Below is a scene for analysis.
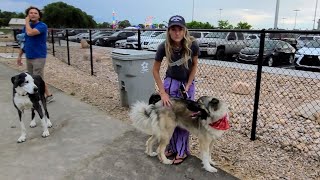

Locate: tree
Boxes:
[218,20,233,29]
[97,22,111,28]
[186,21,214,29]
[118,20,131,28]
[235,21,252,29]
[42,2,96,28]
[0,10,25,27]
[138,24,145,29]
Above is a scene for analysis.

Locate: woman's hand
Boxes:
[160,92,172,107]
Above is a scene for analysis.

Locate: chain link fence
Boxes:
[2,27,320,161]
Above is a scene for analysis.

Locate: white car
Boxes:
[142,33,166,50]
[115,39,127,48]
[296,35,320,49]
[295,40,320,71]
[125,31,164,49]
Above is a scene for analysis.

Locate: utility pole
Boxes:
[293,9,300,29]
[313,0,319,30]
[192,0,195,21]
[274,0,280,29]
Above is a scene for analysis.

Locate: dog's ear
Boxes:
[11,75,20,87]
[149,93,161,105]
[209,98,220,111]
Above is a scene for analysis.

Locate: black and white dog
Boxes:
[11,72,52,143]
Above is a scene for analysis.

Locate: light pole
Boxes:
[293,9,300,29]
[192,0,195,21]
[313,0,319,29]
[219,8,223,21]
[282,17,286,28]
[274,0,280,29]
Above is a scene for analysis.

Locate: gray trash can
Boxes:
[112,49,156,107]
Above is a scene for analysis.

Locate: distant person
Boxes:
[16,6,54,103]
[153,15,200,165]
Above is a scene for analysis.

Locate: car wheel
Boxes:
[267,56,275,67]
[216,48,225,60]
[288,54,294,65]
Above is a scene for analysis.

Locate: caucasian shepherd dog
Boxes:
[129,94,230,173]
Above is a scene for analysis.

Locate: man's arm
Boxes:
[25,16,40,36]
[17,48,24,66]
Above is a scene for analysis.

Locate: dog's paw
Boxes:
[162,159,173,165]
[30,120,37,128]
[17,136,26,143]
[209,159,217,166]
[149,152,158,157]
[42,130,50,138]
[47,120,52,128]
[203,165,218,173]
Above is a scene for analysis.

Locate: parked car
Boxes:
[125,31,164,49]
[190,31,209,39]
[237,40,296,67]
[95,31,136,47]
[295,40,320,71]
[142,33,166,50]
[115,39,127,48]
[68,33,88,42]
[296,35,320,49]
[198,32,247,59]
[90,31,114,45]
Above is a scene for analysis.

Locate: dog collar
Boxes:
[209,114,230,130]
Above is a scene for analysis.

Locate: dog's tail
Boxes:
[129,101,158,135]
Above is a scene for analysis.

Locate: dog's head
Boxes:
[197,96,228,123]
[11,72,38,96]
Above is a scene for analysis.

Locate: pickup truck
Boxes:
[197,32,248,59]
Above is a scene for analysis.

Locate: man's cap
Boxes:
[168,15,186,29]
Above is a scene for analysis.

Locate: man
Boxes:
[17,6,54,103]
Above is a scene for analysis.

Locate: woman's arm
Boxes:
[153,60,171,106]
[185,55,198,91]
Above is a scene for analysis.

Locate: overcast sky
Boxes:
[1,0,319,29]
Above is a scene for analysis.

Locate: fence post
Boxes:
[51,29,55,56]
[66,29,70,65]
[251,29,266,141]
[89,29,94,76]
[138,29,141,50]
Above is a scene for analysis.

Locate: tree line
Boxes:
[0,1,252,29]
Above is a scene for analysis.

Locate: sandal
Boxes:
[164,150,175,158]
[172,154,188,165]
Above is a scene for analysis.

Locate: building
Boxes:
[8,18,25,29]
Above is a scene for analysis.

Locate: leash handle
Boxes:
[180,84,189,99]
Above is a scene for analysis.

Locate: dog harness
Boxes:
[208,114,230,130]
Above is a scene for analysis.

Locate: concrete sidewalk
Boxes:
[0,62,238,180]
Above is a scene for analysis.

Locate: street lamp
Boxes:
[293,9,300,29]
[282,17,286,27]
[313,0,319,29]
[192,0,195,21]
[219,8,223,21]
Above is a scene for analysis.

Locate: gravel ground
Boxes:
[1,43,320,179]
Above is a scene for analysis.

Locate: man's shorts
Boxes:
[26,58,46,79]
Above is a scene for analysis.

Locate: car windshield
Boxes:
[205,32,227,39]
[305,40,320,48]
[249,40,278,49]
[110,31,121,37]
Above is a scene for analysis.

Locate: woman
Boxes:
[153,15,199,165]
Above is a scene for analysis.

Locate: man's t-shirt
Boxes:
[155,40,199,81]
[22,21,47,59]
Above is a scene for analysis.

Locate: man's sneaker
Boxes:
[46,95,55,104]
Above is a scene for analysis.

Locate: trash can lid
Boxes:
[112,49,156,61]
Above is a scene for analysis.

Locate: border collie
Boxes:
[11,72,52,143]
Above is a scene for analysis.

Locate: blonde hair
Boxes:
[165,27,195,69]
